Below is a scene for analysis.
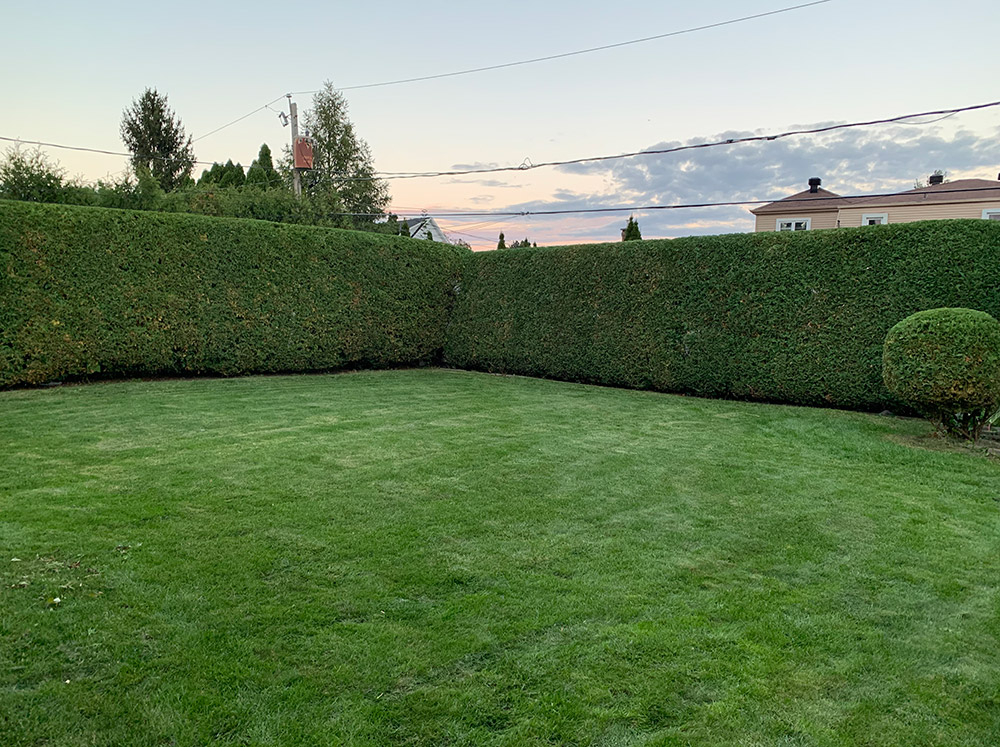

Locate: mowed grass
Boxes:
[2,369,999,746]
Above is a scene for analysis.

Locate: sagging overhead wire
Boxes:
[191,1,833,143]
[335,185,1000,220]
[0,135,233,170]
[193,95,287,143]
[368,100,1000,180]
[4,99,997,190]
[290,1,833,94]
[190,100,1000,183]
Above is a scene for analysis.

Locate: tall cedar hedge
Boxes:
[444,221,1000,411]
[0,200,466,387]
[5,201,1000,412]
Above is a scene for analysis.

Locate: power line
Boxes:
[442,228,506,243]
[188,2,832,143]
[291,1,833,94]
[0,135,291,190]
[367,100,1000,180]
[895,111,960,126]
[0,136,141,161]
[435,218,521,243]
[153,98,1000,185]
[332,185,1000,220]
[192,98,991,183]
[4,99,997,191]
[193,95,287,143]
[0,135,228,169]
[182,99,1000,183]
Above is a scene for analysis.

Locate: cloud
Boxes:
[561,124,1000,200]
[449,162,499,171]
[468,195,495,205]
[494,124,1000,242]
[444,177,522,188]
[498,186,753,243]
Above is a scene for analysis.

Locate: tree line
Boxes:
[0,83,404,235]
[494,215,641,250]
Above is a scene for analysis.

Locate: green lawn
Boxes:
[2,369,999,746]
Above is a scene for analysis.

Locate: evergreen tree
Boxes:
[120,88,195,192]
[291,82,390,223]
[198,162,222,186]
[400,218,411,237]
[217,160,245,188]
[623,215,642,241]
[497,231,506,250]
[197,160,246,189]
[245,144,279,189]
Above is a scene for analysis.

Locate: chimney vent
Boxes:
[808,177,822,193]
[929,173,945,185]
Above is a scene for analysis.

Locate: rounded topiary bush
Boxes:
[883,307,1000,440]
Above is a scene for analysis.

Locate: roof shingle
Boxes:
[751,178,1000,215]
[750,187,860,215]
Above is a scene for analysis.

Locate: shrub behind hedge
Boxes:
[0,200,466,387]
[444,221,1000,411]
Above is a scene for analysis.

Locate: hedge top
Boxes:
[5,199,1000,414]
[0,200,467,387]
[444,219,1000,411]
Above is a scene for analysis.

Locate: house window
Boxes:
[777,218,811,231]
[861,213,888,226]
[983,209,1000,221]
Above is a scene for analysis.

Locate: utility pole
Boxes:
[287,94,301,199]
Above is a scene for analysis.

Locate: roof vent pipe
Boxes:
[808,177,822,193]
[929,173,945,185]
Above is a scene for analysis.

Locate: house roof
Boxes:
[750,187,860,215]
[845,178,1000,208]
[751,178,1000,216]
[405,216,450,242]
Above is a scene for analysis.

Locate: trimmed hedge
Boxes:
[0,200,467,387]
[444,221,1000,411]
[7,202,1000,413]
[883,307,1000,438]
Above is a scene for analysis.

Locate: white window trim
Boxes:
[776,217,811,231]
[982,208,1000,220]
[861,213,889,226]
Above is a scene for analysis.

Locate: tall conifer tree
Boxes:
[120,88,195,192]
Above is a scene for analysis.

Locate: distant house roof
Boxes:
[752,178,1000,215]
[750,187,859,215]
[847,178,1000,208]
[405,216,450,243]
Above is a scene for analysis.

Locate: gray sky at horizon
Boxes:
[2,0,998,249]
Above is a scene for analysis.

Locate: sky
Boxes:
[2,0,999,250]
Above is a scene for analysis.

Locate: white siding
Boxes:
[754,211,839,232]
[838,201,1000,227]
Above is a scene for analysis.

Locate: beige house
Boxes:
[751,174,1000,232]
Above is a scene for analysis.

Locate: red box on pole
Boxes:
[294,137,314,170]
